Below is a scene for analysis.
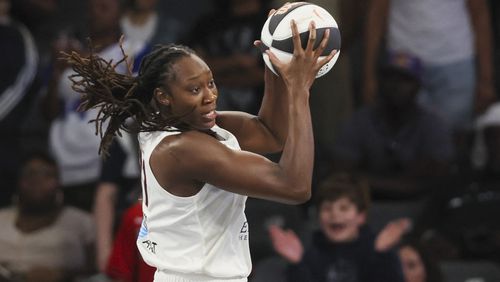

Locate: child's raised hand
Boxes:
[375,218,412,252]
[268,224,303,264]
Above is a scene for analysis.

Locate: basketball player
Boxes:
[65,19,336,281]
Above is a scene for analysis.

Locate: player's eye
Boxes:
[190,87,201,94]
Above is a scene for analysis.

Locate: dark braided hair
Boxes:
[64,39,196,155]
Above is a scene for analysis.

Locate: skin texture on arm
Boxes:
[467,0,496,113]
[362,0,390,104]
[151,21,337,204]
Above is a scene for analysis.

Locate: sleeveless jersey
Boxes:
[137,125,252,282]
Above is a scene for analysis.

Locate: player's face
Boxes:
[165,55,218,130]
[399,246,427,282]
[318,197,366,243]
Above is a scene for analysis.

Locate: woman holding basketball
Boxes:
[66,17,335,282]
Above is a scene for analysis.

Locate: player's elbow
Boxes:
[286,186,312,204]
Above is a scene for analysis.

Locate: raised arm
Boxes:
[152,21,337,204]
[216,64,288,154]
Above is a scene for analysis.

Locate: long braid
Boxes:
[64,40,195,155]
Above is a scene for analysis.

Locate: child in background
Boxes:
[269,173,409,282]
[398,238,443,282]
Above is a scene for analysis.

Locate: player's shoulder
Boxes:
[155,130,224,157]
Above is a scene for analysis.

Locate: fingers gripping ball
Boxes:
[260,2,341,78]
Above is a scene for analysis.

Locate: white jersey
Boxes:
[137,125,252,282]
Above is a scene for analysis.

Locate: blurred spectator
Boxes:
[0,0,40,207]
[120,0,182,55]
[269,173,408,282]
[363,0,496,131]
[0,151,95,282]
[333,52,453,199]
[10,0,87,71]
[184,0,267,114]
[105,201,155,282]
[398,238,443,282]
[413,103,500,262]
[94,133,140,272]
[41,0,144,212]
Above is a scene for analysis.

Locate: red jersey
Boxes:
[106,202,155,282]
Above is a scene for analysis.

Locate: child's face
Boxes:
[319,197,366,243]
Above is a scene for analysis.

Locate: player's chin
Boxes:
[193,119,216,131]
[200,114,217,128]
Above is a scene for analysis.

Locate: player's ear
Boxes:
[154,87,170,106]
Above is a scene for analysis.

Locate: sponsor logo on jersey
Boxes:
[239,221,248,240]
[142,240,157,254]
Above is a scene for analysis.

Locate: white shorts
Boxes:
[154,270,248,282]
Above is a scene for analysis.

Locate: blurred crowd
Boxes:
[0,0,500,281]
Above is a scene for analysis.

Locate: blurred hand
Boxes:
[268,224,303,264]
[375,218,412,252]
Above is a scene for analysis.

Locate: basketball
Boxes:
[260,2,341,78]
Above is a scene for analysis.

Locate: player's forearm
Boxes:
[257,72,289,151]
[278,88,314,203]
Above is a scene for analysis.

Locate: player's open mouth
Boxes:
[202,110,216,120]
